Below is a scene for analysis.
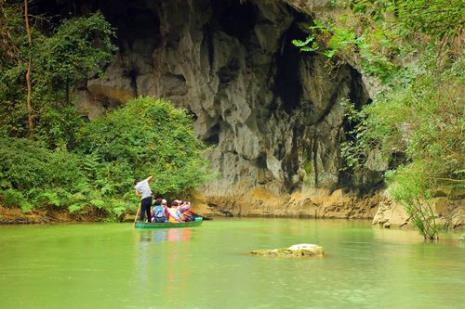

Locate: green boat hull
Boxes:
[135,218,203,229]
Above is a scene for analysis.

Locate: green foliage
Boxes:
[292,21,327,53]
[0,137,88,211]
[34,105,86,150]
[0,97,209,219]
[364,67,465,172]
[0,5,208,221]
[0,9,116,143]
[340,63,465,238]
[78,97,210,196]
[339,99,367,169]
[292,20,398,83]
[293,0,464,85]
[347,0,465,41]
[1,189,31,211]
[33,13,116,103]
[386,164,439,240]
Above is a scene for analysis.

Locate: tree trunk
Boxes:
[24,0,34,136]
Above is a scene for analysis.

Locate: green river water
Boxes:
[1,219,464,309]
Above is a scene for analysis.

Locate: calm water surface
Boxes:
[1,219,464,308]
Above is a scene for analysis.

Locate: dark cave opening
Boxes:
[211,0,257,41]
[95,3,161,55]
[201,23,215,71]
[30,0,161,55]
[273,20,307,114]
[348,67,371,110]
[255,153,267,169]
[203,123,221,146]
[127,68,139,96]
[218,58,241,84]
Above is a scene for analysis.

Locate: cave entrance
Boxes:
[96,2,161,55]
[211,0,257,41]
[274,20,308,114]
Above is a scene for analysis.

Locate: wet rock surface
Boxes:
[251,243,324,257]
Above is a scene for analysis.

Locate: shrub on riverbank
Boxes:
[0,138,89,212]
[0,97,209,220]
[77,97,209,196]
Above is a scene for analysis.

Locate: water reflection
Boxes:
[373,227,424,245]
[135,228,194,306]
[137,228,193,243]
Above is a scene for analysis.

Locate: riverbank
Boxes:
[0,206,109,224]
[196,188,465,230]
[196,188,384,219]
[2,188,465,231]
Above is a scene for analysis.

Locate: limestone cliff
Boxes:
[72,0,374,199]
[25,0,465,228]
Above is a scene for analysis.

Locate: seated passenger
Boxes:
[152,198,167,223]
[178,201,194,222]
[167,200,182,223]
[162,199,170,220]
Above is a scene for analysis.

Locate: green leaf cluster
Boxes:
[0,9,116,141]
[77,97,210,197]
[0,97,210,219]
[0,137,89,212]
[33,13,117,96]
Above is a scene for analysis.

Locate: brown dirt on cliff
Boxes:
[196,187,381,219]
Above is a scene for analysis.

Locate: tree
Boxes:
[34,13,116,105]
[23,0,33,135]
[0,6,116,143]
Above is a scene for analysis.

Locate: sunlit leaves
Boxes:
[77,97,210,197]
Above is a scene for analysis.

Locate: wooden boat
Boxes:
[135,218,203,229]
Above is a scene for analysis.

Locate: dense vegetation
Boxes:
[0,98,209,219]
[0,5,115,139]
[0,2,208,220]
[294,0,465,239]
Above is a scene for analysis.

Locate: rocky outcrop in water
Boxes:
[251,243,324,257]
[372,194,465,230]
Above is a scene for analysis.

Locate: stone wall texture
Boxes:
[75,0,374,199]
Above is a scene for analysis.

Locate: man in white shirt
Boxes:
[134,175,153,222]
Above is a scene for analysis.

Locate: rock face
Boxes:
[72,0,373,200]
[198,187,380,219]
[371,193,465,230]
[251,243,324,257]
[372,192,410,228]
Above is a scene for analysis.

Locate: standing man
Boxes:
[134,175,153,222]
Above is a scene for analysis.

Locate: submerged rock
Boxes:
[251,243,324,257]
